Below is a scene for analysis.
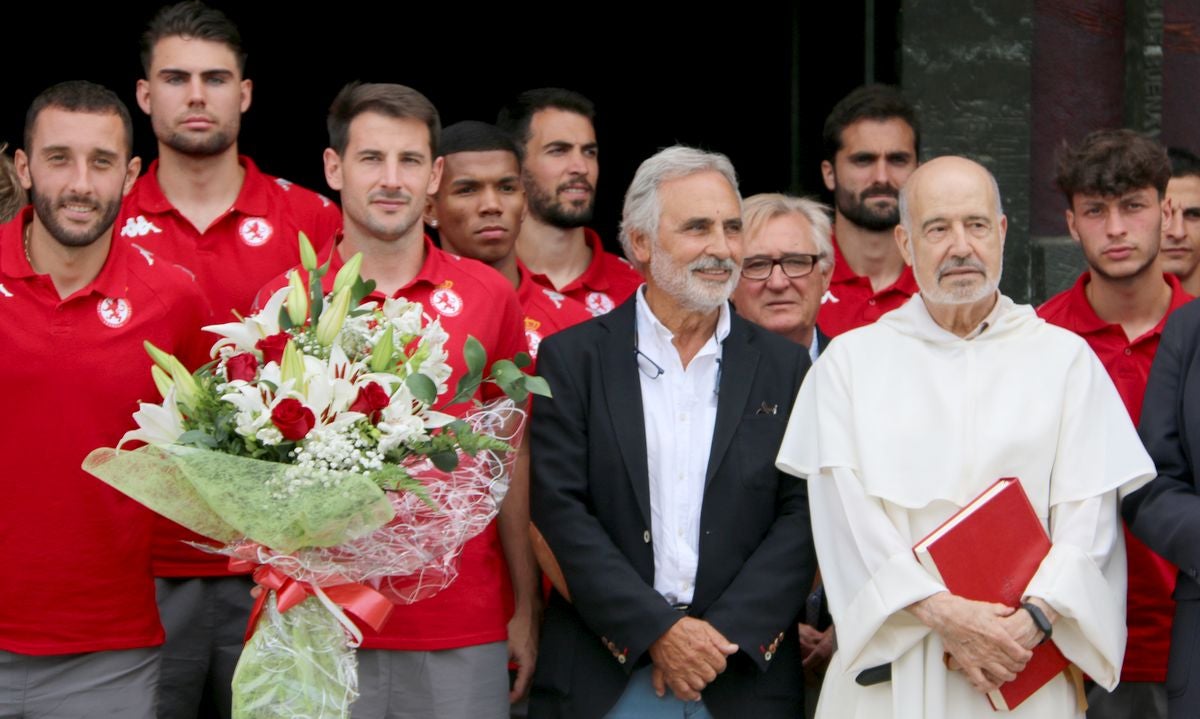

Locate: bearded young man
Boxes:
[816,84,920,338]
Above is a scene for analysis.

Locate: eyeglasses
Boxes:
[740,254,821,280]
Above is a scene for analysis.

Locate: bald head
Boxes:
[896,156,1007,307]
[898,156,1003,235]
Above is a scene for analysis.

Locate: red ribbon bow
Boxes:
[230,557,395,642]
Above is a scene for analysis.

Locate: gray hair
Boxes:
[898,161,1004,235]
[618,145,740,270]
[741,193,834,272]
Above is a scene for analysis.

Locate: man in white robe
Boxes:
[777,156,1156,719]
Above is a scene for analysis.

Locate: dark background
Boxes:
[3,2,901,247]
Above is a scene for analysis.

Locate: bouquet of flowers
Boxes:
[84,234,547,719]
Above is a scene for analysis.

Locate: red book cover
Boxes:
[913,477,1069,711]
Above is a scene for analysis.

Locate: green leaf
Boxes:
[513,352,532,369]
[351,277,377,306]
[463,336,487,375]
[524,375,552,398]
[406,373,438,404]
[177,429,218,449]
[490,361,524,391]
[277,304,294,330]
[429,450,460,472]
[446,374,482,407]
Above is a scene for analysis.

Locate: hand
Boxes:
[997,608,1043,650]
[648,617,738,701]
[506,606,540,703]
[908,592,1032,695]
[798,622,835,674]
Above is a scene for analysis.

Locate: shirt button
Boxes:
[1124,348,1132,356]
[765,651,773,661]
[868,299,877,306]
[643,530,651,543]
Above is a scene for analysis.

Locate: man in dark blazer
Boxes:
[528,145,816,719]
[1124,297,1200,718]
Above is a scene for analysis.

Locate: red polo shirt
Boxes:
[0,207,210,654]
[525,228,642,317]
[118,156,341,324]
[816,234,918,338]
[119,157,342,577]
[262,236,527,650]
[1038,271,1193,682]
[517,263,594,365]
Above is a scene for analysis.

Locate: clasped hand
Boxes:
[648,617,739,702]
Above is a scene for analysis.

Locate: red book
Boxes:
[913,477,1069,711]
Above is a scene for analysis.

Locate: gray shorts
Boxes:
[154,575,254,719]
[352,642,509,719]
[0,647,158,719]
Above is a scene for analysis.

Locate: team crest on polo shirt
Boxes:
[430,282,463,317]
[524,317,543,358]
[97,297,132,328]
[239,217,274,247]
[585,291,615,316]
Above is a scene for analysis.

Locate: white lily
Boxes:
[205,287,288,356]
[119,392,185,448]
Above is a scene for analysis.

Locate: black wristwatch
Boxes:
[1021,602,1053,645]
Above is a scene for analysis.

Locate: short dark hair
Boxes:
[141,1,246,76]
[440,121,519,160]
[496,88,595,159]
[24,81,134,158]
[822,84,920,162]
[1056,129,1170,203]
[1168,147,1200,180]
[327,82,440,157]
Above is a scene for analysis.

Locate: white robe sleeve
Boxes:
[1023,492,1126,690]
[810,465,947,673]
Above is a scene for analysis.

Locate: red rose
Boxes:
[349,382,391,424]
[256,332,291,365]
[225,353,259,382]
[271,398,316,441]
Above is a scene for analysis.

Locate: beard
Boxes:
[918,253,1001,306]
[30,185,122,248]
[835,182,900,232]
[524,173,594,229]
[650,246,740,312]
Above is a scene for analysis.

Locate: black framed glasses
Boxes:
[740,254,821,280]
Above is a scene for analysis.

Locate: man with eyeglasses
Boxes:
[529,145,816,719]
[732,194,834,363]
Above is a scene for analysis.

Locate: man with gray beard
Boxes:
[529,146,816,719]
[779,156,1153,719]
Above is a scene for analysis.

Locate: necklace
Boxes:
[22,222,34,267]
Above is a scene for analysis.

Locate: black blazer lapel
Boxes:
[598,300,653,529]
[705,312,760,488]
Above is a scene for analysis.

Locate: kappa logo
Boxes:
[585,291,615,316]
[97,297,132,328]
[120,215,162,238]
[542,288,566,310]
[131,243,156,266]
[0,283,12,298]
[820,290,839,305]
[239,217,274,247]
[430,287,464,316]
[525,329,543,358]
[275,177,294,191]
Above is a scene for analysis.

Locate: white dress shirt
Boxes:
[635,288,731,605]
